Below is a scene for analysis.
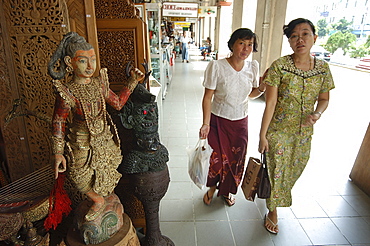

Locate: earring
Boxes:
[66,66,73,73]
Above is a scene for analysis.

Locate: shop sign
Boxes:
[163,2,198,18]
[174,22,191,27]
[171,17,186,21]
[198,6,217,17]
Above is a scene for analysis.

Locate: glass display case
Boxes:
[146,3,173,99]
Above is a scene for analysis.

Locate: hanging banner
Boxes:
[163,2,198,18]
[198,6,217,17]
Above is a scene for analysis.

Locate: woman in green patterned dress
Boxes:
[258,18,335,234]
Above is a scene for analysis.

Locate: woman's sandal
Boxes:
[203,191,213,205]
[264,214,279,234]
[223,194,235,206]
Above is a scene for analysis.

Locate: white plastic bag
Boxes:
[187,138,213,190]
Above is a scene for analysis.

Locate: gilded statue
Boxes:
[47,32,144,224]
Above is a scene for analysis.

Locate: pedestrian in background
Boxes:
[180,31,191,63]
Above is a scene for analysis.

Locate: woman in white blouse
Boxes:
[199,28,266,206]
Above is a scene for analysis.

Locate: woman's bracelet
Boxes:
[313,111,322,116]
[203,123,209,126]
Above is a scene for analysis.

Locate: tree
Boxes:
[317,19,328,37]
[365,35,370,48]
[331,18,353,33]
[325,31,356,54]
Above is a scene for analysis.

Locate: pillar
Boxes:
[253,0,288,74]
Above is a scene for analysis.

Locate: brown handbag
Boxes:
[241,157,262,201]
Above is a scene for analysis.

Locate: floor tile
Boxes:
[168,167,190,182]
[290,197,328,218]
[195,221,235,246]
[316,195,360,217]
[226,198,261,221]
[342,194,370,216]
[194,197,228,221]
[160,199,194,221]
[270,219,312,246]
[299,218,350,245]
[163,181,193,200]
[332,217,370,244]
[230,220,274,246]
[160,221,196,246]
[167,155,188,168]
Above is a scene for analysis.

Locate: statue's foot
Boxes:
[85,200,106,221]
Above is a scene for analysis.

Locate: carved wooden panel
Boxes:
[95,0,137,19]
[95,0,149,93]
[0,0,69,181]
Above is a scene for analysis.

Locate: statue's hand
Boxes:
[131,68,145,81]
[54,154,67,179]
[126,68,144,92]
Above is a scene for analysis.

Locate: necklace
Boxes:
[68,78,107,136]
[227,58,244,72]
[291,54,314,71]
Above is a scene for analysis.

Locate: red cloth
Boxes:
[206,114,249,196]
[44,173,72,231]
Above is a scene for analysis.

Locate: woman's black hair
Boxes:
[283,18,316,38]
[227,28,258,52]
[48,32,93,80]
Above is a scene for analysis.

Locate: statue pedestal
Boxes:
[65,213,140,246]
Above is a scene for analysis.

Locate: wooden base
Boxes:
[65,213,140,246]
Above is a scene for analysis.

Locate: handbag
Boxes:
[241,156,262,201]
[257,152,271,199]
[187,138,213,190]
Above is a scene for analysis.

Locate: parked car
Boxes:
[311,45,331,62]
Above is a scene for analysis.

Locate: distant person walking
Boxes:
[180,31,191,63]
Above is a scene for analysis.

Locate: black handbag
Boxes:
[257,153,271,199]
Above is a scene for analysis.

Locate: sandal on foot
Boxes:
[203,191,213,205]
[223,194,235,206]
[264,214,279,234]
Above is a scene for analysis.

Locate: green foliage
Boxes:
[349,44,369,58]
[331,18,353,33]
[324,31,356,54]
[365,36,370,48]
[317,19,328,37]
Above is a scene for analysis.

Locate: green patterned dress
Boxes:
[263,55,335,211]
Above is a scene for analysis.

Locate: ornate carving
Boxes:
[95,0,138,19]
[74,193,124,245]
[117,84,174,246]
[97,31,136,88]
[0,0,69,181]
[66,0,87,36]
[0,213,23,241]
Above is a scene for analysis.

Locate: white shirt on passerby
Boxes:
[202,59,259,120]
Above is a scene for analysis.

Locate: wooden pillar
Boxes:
[350,123,370,197]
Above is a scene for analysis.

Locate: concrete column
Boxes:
[232,0,244,31]
[253,0,288,74]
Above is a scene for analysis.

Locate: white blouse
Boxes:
[202,59,259,120]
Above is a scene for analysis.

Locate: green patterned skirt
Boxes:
[265,130,312,211]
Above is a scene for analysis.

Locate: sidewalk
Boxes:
[157,57,370,246]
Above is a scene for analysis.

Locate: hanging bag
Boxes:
[241,156,262,201]
[187,138,213,190]
[257,152,271,199]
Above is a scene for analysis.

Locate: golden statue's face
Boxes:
[71,49,96,78]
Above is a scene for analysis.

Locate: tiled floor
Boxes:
[157,55,370,246]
